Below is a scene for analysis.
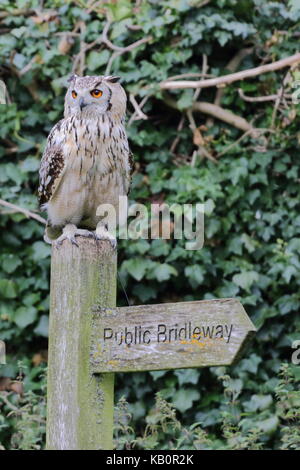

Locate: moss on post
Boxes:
[46,238,117,450]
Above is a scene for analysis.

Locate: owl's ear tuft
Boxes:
[67,74,78,83]
[105,75,121,83]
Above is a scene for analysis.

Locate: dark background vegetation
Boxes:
[0,0,299,449]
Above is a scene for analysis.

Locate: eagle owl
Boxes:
[38,74,132,247]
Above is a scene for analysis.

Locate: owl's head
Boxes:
[64,74,126,120]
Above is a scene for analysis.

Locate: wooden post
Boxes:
[46,238,117,450]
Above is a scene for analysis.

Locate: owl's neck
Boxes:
[64,105,124,124]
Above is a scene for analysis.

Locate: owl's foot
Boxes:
[44,232,54,245]
[53,224,94,248]
[95,226,117,250]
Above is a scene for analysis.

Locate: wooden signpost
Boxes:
[90,299,255,373]
[46,239,256,450]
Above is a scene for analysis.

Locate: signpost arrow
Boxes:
[90,298,256,373]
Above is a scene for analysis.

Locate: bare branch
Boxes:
[206,47,253,128]
[164,72,214,81]
[19,55,38,77]
[0,199,46,225]
[0,393,19,411]
[129,94,148,121]
[170,116,185,154]
[271,69,292,128]
[102,21,152,53]
[128,95,150,126]
[163,93,255,136]
[0,8,34,19]
[192,101,256,135]
[160,52,300,90]
[126,24,143,31]
[193,54,208,102]
[216,127,275,158]
[186,108,217,163]
[238,88,280,102]
[216,129,254,158]
[214,48,254,107]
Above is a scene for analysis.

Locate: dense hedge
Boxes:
[0,0,300,449]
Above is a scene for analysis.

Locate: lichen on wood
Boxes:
[90,298,256,373]
[46,238,117,450]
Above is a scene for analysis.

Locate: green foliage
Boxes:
[275,363,300,449]
[0,362,46,450]
[114,364,300,450]
[0,0,300,449]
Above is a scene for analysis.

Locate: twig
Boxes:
[0,199,46,225]
[163,93,255,134]
[192,101,256,134]
[160,52,300,90]
[164,72,213,81]
[170,116,185,154]
[19,55,38,77]
[271,70,291,128]
[126,24,143,31]
[128,95,150,126]
[277,30,300,37]
[238,88,281,102]
[79,21,87,75]
[54,32,80,37]
[206,47,253,127]
[0,393,19,411]
[186,108,217,163]
[102,21,152,53]
[0,8,34,19]
[129,94,148,121]
[184,54,218,163]
[216,129,254,158]
[193,54,208,102]
[74,20,152,75]
[214,48,253,107]
[105,51,122,75]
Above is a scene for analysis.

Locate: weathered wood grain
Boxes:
[90,298,256,373]
[0,80,8,105]
[46,237,117,450]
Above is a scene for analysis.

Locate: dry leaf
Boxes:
[0,377,23,395]
[193,128,205,146]
[58,35,74,55]
[30,10,58,24]
[32,350,48,366]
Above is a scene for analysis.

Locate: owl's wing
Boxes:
[127,150,134,195]
[38,120,66,208]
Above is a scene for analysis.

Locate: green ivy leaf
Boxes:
[34,315,49,337]
[2,254,22,274]
[172,388,200,413]
[232,271,259,291]
[87,50,111,72]
[153,263,178,282]
[0,279,17,299]
[13,306,37,328]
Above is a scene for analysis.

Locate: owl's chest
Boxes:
[63,118,120,181]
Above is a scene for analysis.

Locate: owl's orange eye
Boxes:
[90,89,103,98]
[71,90,77,99]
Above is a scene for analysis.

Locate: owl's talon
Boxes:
[44,233,54,245]
[52,224,94,248]
[95,227,117,250]
[71,237,79,247]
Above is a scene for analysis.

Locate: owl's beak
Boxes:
[79,97,88,111]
